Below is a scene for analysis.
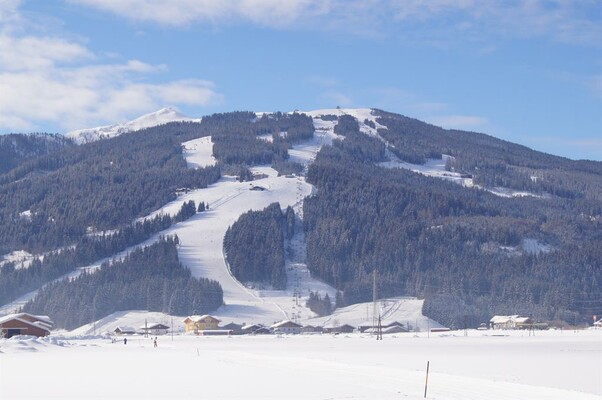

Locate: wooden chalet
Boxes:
[324,324,356,334]
[113,326,136,335]
[183,315,221,333]
[221,322,245,335]
[241,324,271,335]
[490,315,533,330]
[0,313,53,338]
[271,320,303,334]
[140,323,170,336]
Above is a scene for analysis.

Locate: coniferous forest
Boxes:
[303,112,602,328]
[23,237,223,330]
[224,203,295,290]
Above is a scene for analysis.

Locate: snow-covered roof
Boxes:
[490,315,522,323]
[270,320,302,329]
[0,313,52,333]
[184,315,220,323]
[0,313,52,326]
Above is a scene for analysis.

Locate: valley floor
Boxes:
[1,329,600,400]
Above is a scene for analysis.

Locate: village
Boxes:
[2,311,593,339]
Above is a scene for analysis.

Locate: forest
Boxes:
[23,237,224,330]
[223,203,295,290]
[303,112,602,327]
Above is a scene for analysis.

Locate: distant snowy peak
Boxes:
[66,107,201,144]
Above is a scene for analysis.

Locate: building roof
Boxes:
[490,315,521,323]
[0,313,53,334]
[271,320,302,329]
[184,315,221,323]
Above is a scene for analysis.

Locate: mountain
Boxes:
[0,133,74,174]
[0,108,600,331]
[65,107,201,144]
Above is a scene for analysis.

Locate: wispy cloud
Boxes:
[0,3,222,132]
[69,0,333,27]
[69,0,602,46]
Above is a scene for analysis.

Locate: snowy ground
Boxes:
[1,329,600,400]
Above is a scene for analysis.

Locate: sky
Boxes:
[0,0,601,161]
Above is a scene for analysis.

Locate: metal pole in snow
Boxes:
[424,361,430,398]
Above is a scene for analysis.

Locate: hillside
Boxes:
[0,108,600,330]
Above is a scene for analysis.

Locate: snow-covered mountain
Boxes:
[66,107,201,144]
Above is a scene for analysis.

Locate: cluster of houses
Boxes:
[177,315,411,336]
[110,315,415,337]
[2,313,569,339]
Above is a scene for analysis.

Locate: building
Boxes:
[324,324,356,334]
[301,325,323,334]
[183,315,221,333]
[241,324,271,335]
[271,320,303,334]
[113,326,136,335]
[221,322,245,335]
[490,315,533,330]
[140,323,170,336]
[0,313,53,338]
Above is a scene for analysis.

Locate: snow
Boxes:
[306,298,443,332]
[0,250,35,270]
[66,107,201,144]
[521,238,552,254]
[0,329,600,399]
[180,136,216,169]
[379,153,475,187]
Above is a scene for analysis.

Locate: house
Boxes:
[271,320,302,334]
[140,323,170,336]
[324,324,356,334]
[0,313,53,338]
[241,324,271,335]
[183,315,221,333]
[382,325,407,334]
[113,326,136,335]
[302,325,323,334]
[490,315,532,330]
[252,172,268,180]
[384,321,408,331]
[221,322,245,335]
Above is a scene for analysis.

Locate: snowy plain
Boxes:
[1,329,600,400]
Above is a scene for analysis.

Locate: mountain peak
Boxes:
[65,107,200,144]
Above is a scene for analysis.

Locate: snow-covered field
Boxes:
[1,329,600,399]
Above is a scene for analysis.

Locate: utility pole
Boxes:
[372,269,378,333]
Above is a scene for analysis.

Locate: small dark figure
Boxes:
[123,338,127,345]
[153,338,157,348]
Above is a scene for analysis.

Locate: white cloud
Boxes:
[0,4,222,132]
[390,0,602,45]
[70,0,332,27]
[68,0,602,45]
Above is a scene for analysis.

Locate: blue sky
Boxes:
[1,1,601,160]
